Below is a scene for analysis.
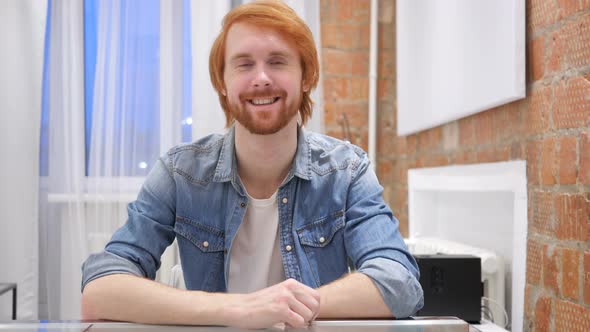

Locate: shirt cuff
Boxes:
[81,250,146,292]
[357,257,424,318]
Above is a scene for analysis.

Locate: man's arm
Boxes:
[317,272,391,318]
[82,275,320,329]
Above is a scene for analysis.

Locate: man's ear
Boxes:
[302,81,310,92]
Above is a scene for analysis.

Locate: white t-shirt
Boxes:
[227,191,285,293]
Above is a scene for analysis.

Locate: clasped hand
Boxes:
[226,278,321,329]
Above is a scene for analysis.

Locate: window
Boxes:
[40,0,193,178]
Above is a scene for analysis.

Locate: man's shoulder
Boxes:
[160,132,226,182]
[304,131,368,175]
[167,132,226,157]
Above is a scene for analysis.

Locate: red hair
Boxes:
[209,0,319,127]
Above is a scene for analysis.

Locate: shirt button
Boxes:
[282,197,288,204]
[285,245,292,252]
[203,241,209,248]
[240,202,246,208]
[319,237,325,243]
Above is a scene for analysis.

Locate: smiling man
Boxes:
[81,0,423,329]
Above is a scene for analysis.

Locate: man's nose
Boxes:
[252,68,272,88]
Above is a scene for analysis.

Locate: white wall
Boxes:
[0,0,47,320]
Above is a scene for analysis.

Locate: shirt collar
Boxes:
[212,124,312,184]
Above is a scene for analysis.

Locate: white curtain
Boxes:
[39,0,190,319]
[0,0,46,320]
[190,0,324,137]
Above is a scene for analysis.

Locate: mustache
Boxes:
[239,89,287,100]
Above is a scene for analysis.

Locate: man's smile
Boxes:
[247,96,281,106]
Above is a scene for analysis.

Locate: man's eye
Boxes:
[270,61,286,66]
[238,63,253,68]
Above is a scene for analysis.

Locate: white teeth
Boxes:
[251,98,275,105]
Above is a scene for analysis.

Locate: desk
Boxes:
[0,283,16,320]
[0,319,482,331]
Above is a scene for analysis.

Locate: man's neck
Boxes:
[234,117,299,199]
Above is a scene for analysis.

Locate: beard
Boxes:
[228,88,301,135]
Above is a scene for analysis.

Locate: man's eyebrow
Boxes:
[229,53,252,63]
[228,51,294,63]
[268,51,293,59]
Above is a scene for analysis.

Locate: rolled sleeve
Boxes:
[358,257,424,318]
[81,251,146,291]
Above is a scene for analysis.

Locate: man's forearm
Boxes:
[82,274,235,325]
[317,272,393,318]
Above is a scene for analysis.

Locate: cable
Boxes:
[481,305,495,322]
[482,296,509,328]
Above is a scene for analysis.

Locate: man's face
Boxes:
[223,22,305,135]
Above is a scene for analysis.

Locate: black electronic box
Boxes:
[414,254,483,323]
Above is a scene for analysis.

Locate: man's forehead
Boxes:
[224,22,298,58]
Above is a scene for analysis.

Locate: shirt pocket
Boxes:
[174,216,225,254]
[174,215,225,291]
[296,210,347,285]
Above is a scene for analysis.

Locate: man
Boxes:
[81,0,423,329]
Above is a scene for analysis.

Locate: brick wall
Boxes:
[320,0,590,331]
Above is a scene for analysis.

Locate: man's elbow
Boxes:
[81,280,101,320]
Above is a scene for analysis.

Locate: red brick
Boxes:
[530,35,545,81]
[321,24,359,49]
[557,0,585,18]
[406,135,417,155]
[527,239,544,285]
[554,300,590,332]
[527,0,559,34]
[391,159,408,185]
[349,77,369,100]
[377,159,393,184]
[495,145,510,161]
[584,251,590,305]
[423,154,449,168]
[562,12,590,68]
[417,127,442,151]
[477,148,496,163]
[351,51,369,76]
[320,0,338,23]
[321,24,339,48]
[336,0,353,22]
[527,140,541,185]
[494,101,524,142]
[324,102,338,125]
[548,30,566,73]
[555,194,590,241]
[356,24,370,49]
[377,78,394,100]
[532,191,554,236]
[534,296,551,332]
[322,49,352,76]
[351,0,371,24]
[527,85,551,134]
[378,51,395,79]
[524,284,534,320]
[378,22,394,50]
[458,117,475,146]
[511,141,524,160]
[323,77,348,102]
[339,102,368,130]
[543,245,560,294]
[559,136,577,184]
[554,76,590,129]
[581,132,590,184]
[474,111,494,144]
[540,137,557,185]
[562,247,580,300]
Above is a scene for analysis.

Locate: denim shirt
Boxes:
[82,125,424,317]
